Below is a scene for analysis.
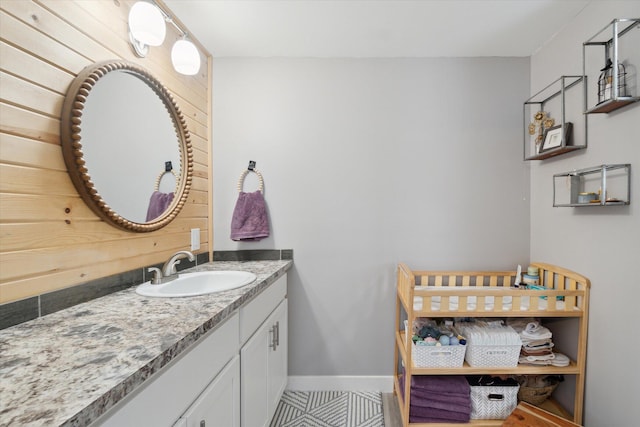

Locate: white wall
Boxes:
[212,57,530,377]
[529,3,640,426]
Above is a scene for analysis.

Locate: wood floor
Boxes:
[382,393,402,427]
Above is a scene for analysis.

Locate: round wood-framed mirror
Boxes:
[61,60,193,232]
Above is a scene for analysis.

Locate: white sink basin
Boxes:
[136,271,257,297]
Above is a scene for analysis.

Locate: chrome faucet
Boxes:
[147,250,195,285]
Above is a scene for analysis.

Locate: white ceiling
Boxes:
[164,0,592,58]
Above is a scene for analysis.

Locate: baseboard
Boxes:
[286,375,394,393]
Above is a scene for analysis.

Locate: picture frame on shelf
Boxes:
[541,122,572,152]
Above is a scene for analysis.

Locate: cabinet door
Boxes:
[175,356,240,427]
[267,301,287,417]
[241,299,288,427]
[240,317,270,427]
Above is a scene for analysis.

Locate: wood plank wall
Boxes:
[0,0,212,304]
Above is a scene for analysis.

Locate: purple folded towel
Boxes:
[410,414,470,424]
[410,395,471,413]
[146,191,175,221]
[230,191,270,241]
[411,375,471,395]
[410,405,471,422]
[398,373,472,421]
[410,388,471,404]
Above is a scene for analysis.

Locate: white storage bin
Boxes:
[404,321,466,368]
[465,344,521,367]
[470,384,520,419]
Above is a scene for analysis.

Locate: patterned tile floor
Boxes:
[270,391,384,427]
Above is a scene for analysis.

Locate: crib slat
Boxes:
[459,296,468,312]
[530,295,540,311]
[565,278,577,311]
[513,295,522,312]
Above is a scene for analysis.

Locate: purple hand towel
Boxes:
[230,191,270,241]
[146,191,174,221]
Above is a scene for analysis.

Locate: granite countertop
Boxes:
[0,260,292,427]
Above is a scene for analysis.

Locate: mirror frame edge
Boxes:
[60,60,193,233]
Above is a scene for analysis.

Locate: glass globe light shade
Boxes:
[129,2,166,46]
[172,39,201,75]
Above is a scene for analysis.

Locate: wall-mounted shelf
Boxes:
[523,76,587,161]
[583,18,640,114]
[553,164,631,207]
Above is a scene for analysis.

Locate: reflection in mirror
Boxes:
[61,61,193,232]
[82,71,180,223]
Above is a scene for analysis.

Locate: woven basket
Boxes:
[517,383,558,405]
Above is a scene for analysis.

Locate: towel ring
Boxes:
[154,170,179,192]
[237,168,264,193]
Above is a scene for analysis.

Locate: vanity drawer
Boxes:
[239,274,287,345]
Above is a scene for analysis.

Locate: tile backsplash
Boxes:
[0,250,293,330]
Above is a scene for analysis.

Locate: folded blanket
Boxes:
[519,356,551,365]
[525,353,556,361]
[522,339,554,348]
[507,317,538,332]
[521,348,554,357]
[521,322,552,340]
[410,405,471,422]
[230,191,270,241]
[410,375,471,395]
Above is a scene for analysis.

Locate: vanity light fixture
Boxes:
[128,1,166,57]
[128,1,201,76]
[171,37,201,75]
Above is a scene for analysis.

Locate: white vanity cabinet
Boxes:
[91,273,288,427]
[239,274,288,427]
[93,312,240,427]
[173,356,240,427]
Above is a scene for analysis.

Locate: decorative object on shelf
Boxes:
[597,59,627,104]
[577,192,598,204]
[584,18,640,114]
[540,122,572,153]
[553,164,631,207]
[523,76,585,161]
[528,111,555,153]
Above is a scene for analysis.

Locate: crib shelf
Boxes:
[393,262,590,427]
